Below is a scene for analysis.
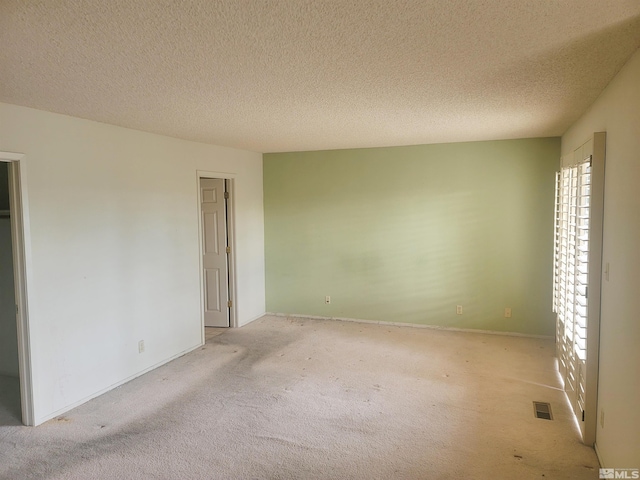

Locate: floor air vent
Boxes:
[533,401,553,420]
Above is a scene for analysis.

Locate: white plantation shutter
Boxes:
[553,133,605,446]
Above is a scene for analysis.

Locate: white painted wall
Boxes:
[0,102,265,424]
[562,47,640,467]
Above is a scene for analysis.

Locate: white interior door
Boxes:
[200,178,229,327]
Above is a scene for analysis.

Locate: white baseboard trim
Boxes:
[33,342,203,426]
[265,312,553,339]
[594,442,605,468]
[237,312,267,328]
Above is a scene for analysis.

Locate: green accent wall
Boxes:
[264,138,559,335]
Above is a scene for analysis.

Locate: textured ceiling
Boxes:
[1,1,640,153]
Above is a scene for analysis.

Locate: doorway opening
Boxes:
[0,161,21,424]
[0,153,33,426]
[198,174,236,331]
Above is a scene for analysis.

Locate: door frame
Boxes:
[0,151,35,426]
[196,171,237,332]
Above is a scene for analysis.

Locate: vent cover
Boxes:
[533,401,553,420]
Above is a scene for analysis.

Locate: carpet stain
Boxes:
[0,316,601,480]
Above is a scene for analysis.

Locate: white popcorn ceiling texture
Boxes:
[1,1,640,153]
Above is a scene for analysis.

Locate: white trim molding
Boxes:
[265,313,554,339]
[0,151,35,426]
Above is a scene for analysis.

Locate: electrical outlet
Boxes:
[504,307,512,318]
[456,305,463,315]
[325,295,331,304]
[138,340,145,353]
[600,409,605,428]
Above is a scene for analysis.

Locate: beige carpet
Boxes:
[0,315,599,479]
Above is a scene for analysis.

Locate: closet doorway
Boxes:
[0,152,33,426]
[0,161,20,424]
